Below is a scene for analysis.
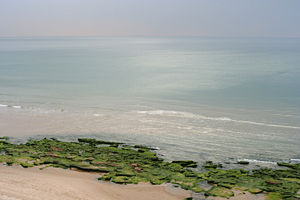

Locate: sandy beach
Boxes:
[0,165,269,200]
[0,165,189,200]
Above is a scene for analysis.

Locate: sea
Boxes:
[0,37,300,168]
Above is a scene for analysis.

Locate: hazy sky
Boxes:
[0,0,300,37]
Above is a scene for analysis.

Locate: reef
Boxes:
[0,137,299,199]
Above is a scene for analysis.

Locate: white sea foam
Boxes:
[225,119,300,129]
[137,110,300,130]
[136,110,196,118]
[238,159,277,165]
[0,104,21,109]
[176,126,193,130]
[137,110,181,115]
[290,159,300,162]
[214,117,232,121]
[93,113,104,117]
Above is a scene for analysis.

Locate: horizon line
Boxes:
[0,35,300,39]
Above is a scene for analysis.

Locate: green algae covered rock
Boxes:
[71,164,110,173]
[205,186,234,198]
[0,140,10,145]
[277,162,300,170]
[78,138,123,146]
[172,160,197,168]
[202,161,222,169]
[267,192,283,200]
[20,162,34,168]
[238,161,250,165]
[133,145,157,151]
[248,188,263,194]
[0,138,300,199]
[0,136,9,141]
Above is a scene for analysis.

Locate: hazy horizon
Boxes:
[1,0,300,38]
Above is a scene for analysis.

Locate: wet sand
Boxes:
[0,165,189,200]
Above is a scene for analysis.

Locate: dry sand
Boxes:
[0,165,189,200]
[0,165,268,200]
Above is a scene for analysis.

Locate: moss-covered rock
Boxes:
[238,161,250,165]
[172,160,197,168]
[267,192,283,200]
[202,161,222,169]
[0,136,9,140]
[277,162,300,170]
[20,162,34,168]
[248,188,263,194]
[0,138,299,199]
[205,186,234,198]
[78,138,123,146]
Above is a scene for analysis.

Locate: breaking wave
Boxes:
[0,104,21,109]
[238,159,277,165]
[137,110,300,130]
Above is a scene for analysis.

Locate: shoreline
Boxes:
[1,137,299,199]
[0,165,267,200]
[0,165,268,200]
[1,107,300,169]
[0,165,189,200]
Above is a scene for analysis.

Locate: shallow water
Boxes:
[0,37,300,166]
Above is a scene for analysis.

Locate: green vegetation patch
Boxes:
[205,186,234,198]
[237,161,250,165]
[0,138,299,199]
[0,136,9,141]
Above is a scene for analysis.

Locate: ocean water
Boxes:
[0,37,300,167]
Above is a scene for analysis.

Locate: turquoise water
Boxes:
[0,37,300,166]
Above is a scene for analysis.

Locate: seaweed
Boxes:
[0,136,9,141]
[0,138,299,199]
